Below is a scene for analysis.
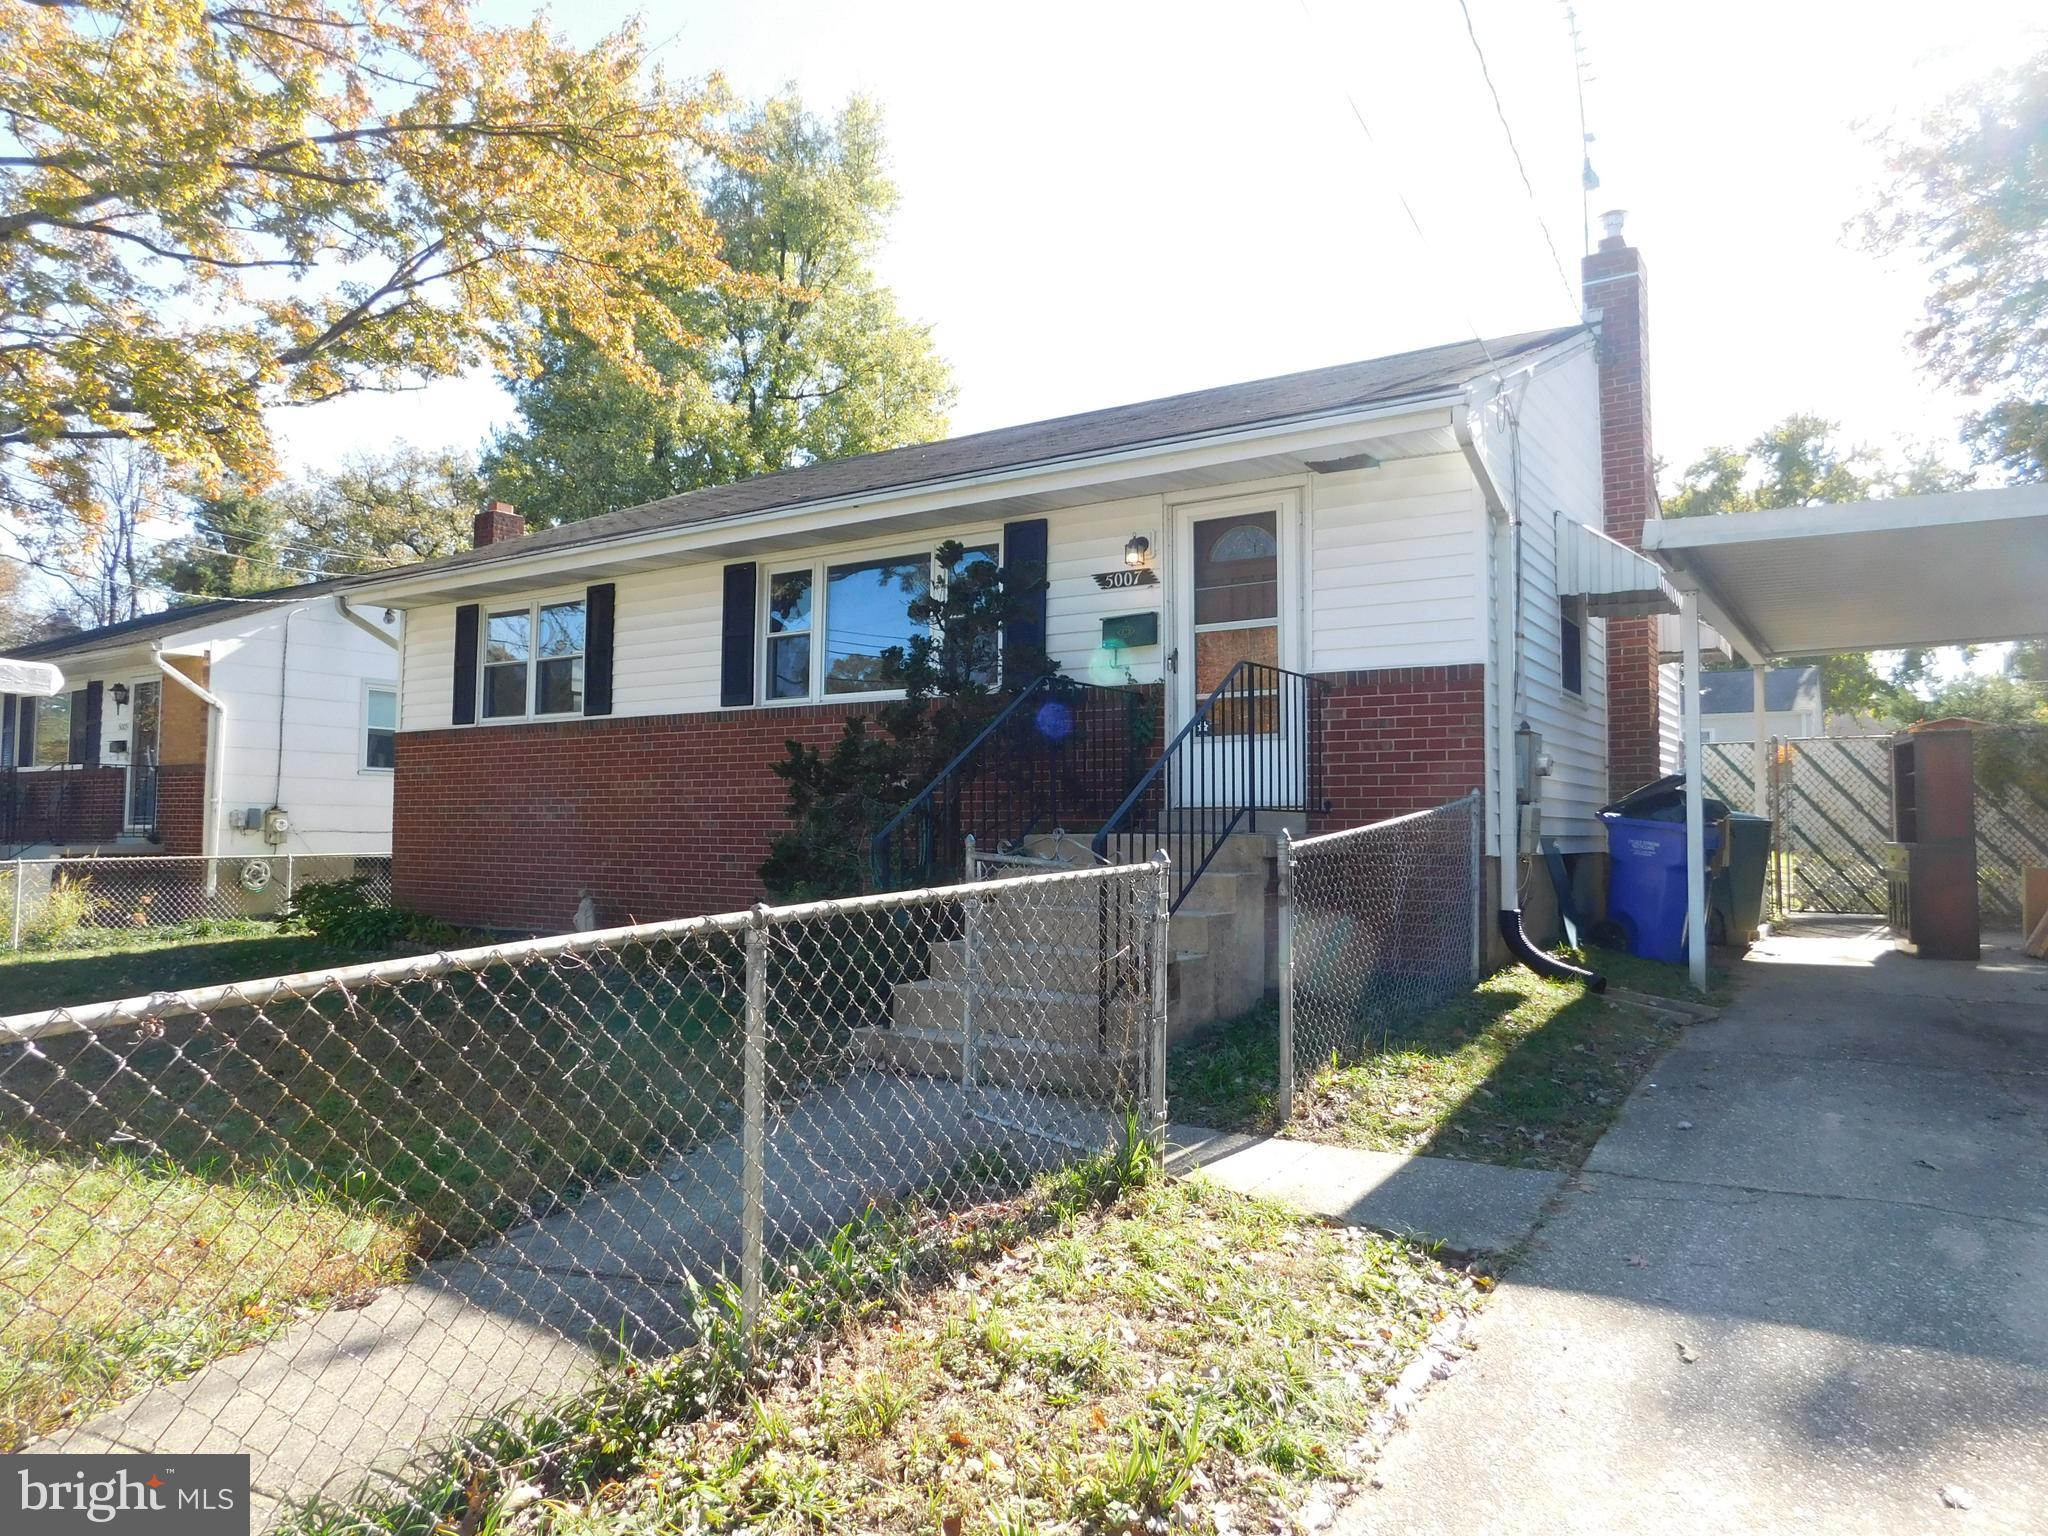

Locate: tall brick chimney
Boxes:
[1582,210,1660,796]
[473,501,524,549]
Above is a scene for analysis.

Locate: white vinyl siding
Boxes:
[1470,345,1609,853]
[1306,454,1489,673]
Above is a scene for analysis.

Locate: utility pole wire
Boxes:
[1292,0,1495,367]
[1454,0,1579,314]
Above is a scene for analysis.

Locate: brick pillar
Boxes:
[1582,211,1659,795]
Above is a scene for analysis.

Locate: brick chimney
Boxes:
[473,501,524,549]
[1582,210,1660,795]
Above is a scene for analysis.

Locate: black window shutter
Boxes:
[1001,517,1050,677]
[584,583,616,716]
[1,695,14,767]
[452,604,480,726]
[80,681,103,768]
[14,697,31,767]
[720,562,758,708]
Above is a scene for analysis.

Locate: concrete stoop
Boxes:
[852,829,1282,1089]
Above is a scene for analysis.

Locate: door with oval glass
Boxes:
[1172,494,1303,811]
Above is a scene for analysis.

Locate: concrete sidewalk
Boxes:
[1338,919,2048,1535]
[1168,1126,1564,1257]
[39,1073,1112,1528]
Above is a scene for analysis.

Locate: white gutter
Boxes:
[154,645,227,872]
[0,659,64,696]
[334,594,399,649]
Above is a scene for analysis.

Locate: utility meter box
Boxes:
[261,806,291,846]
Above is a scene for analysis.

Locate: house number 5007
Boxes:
[1092,568,1160,590]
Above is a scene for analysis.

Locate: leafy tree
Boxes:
[760,543,1044,900]
[1864,49,2048,478]
[0,0,743,520]
[5,442,176,628]
[484,94,953,527]
[157,445,480,594]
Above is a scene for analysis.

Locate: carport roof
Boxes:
[1641,483,2048,663]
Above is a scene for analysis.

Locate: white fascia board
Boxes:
[1643,483,2048,553]
[358,395,1466,605]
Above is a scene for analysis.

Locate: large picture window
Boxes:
[481,596,585,720]
[761,539,999,704]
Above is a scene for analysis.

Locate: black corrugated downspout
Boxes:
[1498,909,1606,990]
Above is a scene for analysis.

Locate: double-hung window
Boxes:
[481,596,586,720]
[363,685,397,770]
[762,540,998,704]
[29,692,75,766]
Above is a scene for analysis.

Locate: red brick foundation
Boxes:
[155,764,205,855]
[1311,664,1488,832]
[394,704,895,932]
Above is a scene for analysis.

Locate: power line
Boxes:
[1292,0,1496,367]
[1454,0,1579,314]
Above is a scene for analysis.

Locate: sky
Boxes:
[277,0,2048,492]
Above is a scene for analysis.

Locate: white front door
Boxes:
[1171,493,1305,811]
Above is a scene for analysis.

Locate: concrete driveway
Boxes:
[1342,918,2048,1535]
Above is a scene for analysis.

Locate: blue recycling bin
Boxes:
[1602,812,1722,964]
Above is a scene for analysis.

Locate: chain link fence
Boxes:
[4,853,392,952]
[1277,794,1483,1116]
[0,857,1167,1527]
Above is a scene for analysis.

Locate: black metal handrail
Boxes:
[869,675,1154,891]
[1091,660,1324,911]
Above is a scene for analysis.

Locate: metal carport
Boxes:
[1642,482,2048,988]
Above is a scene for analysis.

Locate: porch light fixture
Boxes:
[1124,534,1151,569]
[110,683,129,709]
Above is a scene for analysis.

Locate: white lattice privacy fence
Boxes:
[1277,794,1484,1115]
[1763,730,2048,925]
[4,853,393,951]
[0,859,1168,1526]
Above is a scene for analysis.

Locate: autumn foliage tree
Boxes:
[0,0,749,522]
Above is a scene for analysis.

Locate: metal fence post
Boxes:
[9,857,22,952]
[960,887,981,1090]
[741,904,768,1352]
[1146,851,1171,1151]
[1276,828,1296,1122]
[1469,790,1484,983]
[284,853,295,916]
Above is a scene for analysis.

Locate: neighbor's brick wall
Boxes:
[1583,231,1661,795]
[155,763,205,855]
[394,703,892,932]
[9,767,126,846]
[1311,664,1487,832]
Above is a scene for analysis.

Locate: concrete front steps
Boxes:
[852,829,1284,1090]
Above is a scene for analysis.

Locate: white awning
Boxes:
[1644,484,2048,663]
[1558,517,1679,618]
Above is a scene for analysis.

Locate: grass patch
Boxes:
[1170,947,1728,1170]
[0,927,822,1449]
[286,1134,1475,1536]
[0,919,376,1015]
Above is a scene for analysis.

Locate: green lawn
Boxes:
[0,920,375,1015]
[0,934,778,1450]
[1170,947,1730,1172]
[288,1148,1477,1536]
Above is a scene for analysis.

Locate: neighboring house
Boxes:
[341,218,1675,962]
[1,594,400,859]
[1656,663,1822,773]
